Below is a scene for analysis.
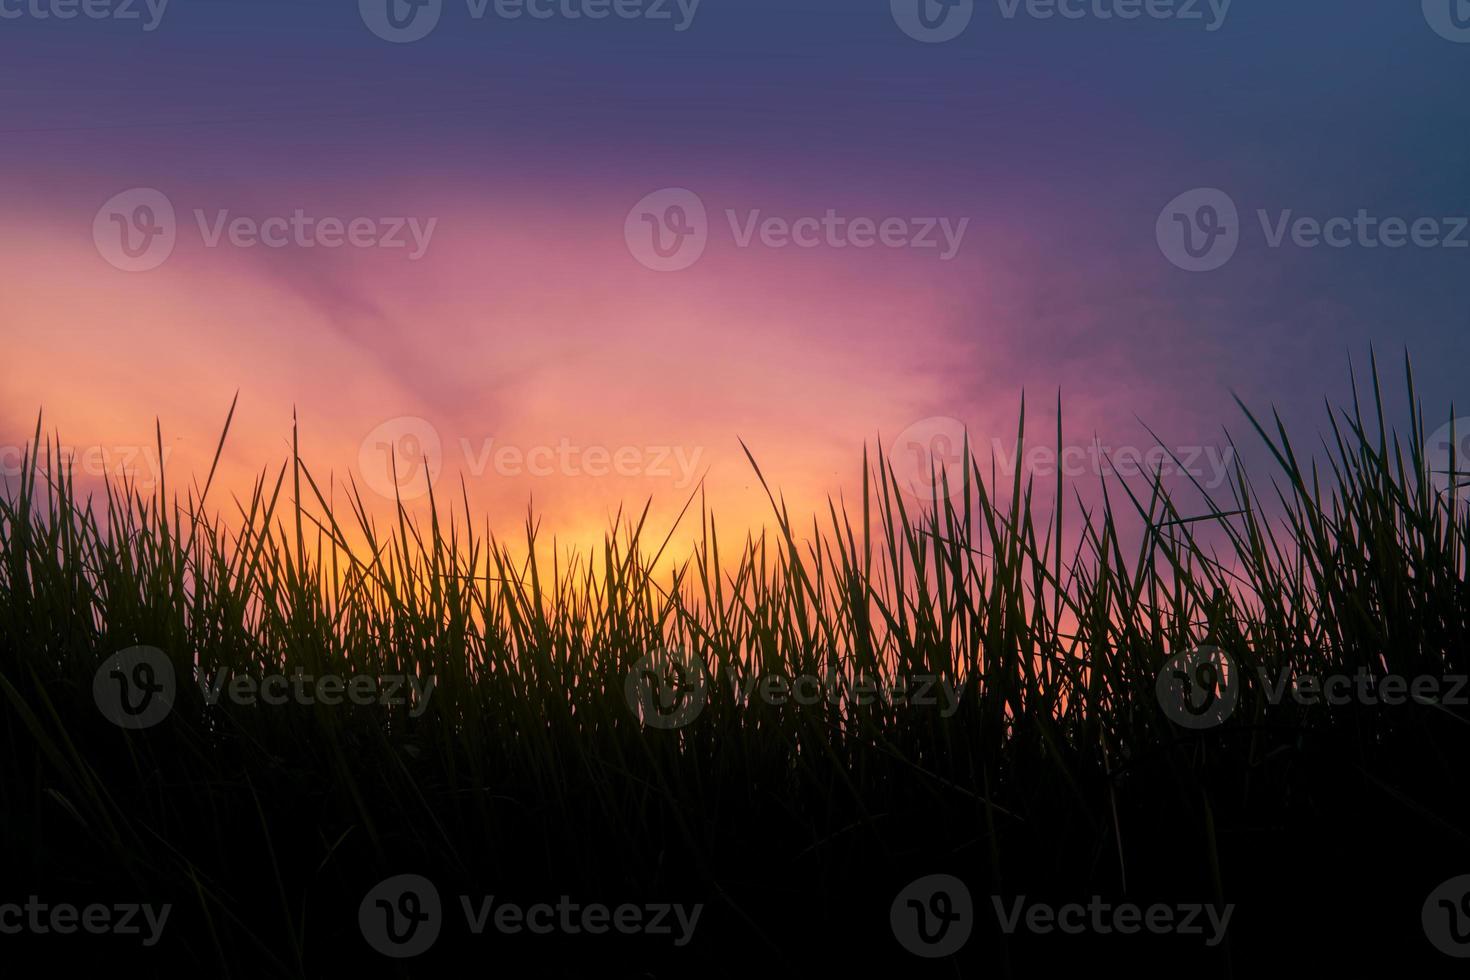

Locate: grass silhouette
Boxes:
[1,351,1466,975]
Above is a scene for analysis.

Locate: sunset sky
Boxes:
[2,1,1467,552]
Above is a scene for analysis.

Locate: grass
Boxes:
[0,350,1467,976]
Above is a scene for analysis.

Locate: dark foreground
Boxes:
[2,361,1467,976]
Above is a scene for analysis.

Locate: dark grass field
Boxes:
[2,354,1467,976]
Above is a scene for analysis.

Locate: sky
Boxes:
[1,0,1467,554]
